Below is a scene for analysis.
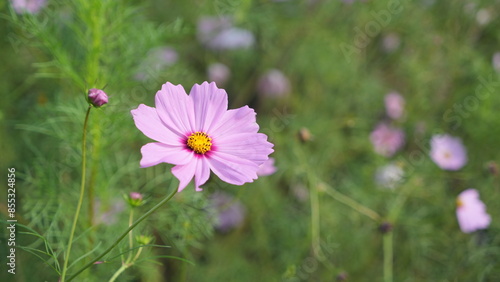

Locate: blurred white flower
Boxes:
[375,163,404,189]
[134,46,178,81]
[381,33,401,53]
[197,16,254,50]
[492,52,500,72]
[476,9,492,26]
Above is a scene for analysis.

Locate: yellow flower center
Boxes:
[456,198,463,208]
[187,132,212,154]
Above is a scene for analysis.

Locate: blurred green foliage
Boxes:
[1,0,500,281]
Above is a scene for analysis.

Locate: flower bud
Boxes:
[379,221,393,234]
[88,88,108,107]
[298,127,312,143]
[125,192,144,208]
[136,235,153,245]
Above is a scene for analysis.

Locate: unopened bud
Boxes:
[379,222,393,234]
[486,161,498,176]
[298,127,312,143]
[136,235,153,245]
[125,192,144,208]
[88,88,108,107]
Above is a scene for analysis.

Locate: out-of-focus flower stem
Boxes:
[383,231,393,282]
[67,187,178,281]
[61,105,92,282]
[322,183,381,222]
[126,209,134,262]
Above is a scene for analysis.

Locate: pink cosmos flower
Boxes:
[257,157,277,176]
[430,134,467,170]
[384,92,405,120]
[131,82,274,192]
[10,0,46,14]
[370,123,405,157]
[456,189,491,233]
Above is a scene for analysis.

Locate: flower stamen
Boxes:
[187,132,212,154]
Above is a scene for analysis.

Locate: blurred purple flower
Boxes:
[257,69,291,98]
[257,157,277,176]
[208,63,231,86]
[370,123,405,157]
[209,192,246,233]
[384,92,405,120]
[197,16,254,50]
[10,0,46,14]
[430,134,467,170]
[375,163,404,189]
[456,189,491,233]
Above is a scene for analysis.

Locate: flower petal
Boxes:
[155,82,195,136]
[189,81,228,132]
[171,160,198,192]
[140,143,193,168]
[131,104,183,145]
[214,133,273,165]
[210,105,259,139]
[194,157,211,191]
[207,151,260,185]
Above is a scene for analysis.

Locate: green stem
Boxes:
[108,263,129,282]
[383,231,393,282]
[126,209,134,262]
[309,178,323,259]
[61,105,92,282]
[323,183,381,222]
[67,187,178,281]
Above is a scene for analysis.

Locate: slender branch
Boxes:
[322,183,381,222]
[61,105,92,282]
[383,231,393,282]
[67,187,178,281]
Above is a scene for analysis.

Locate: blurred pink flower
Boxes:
[430,134,467,170]
[370,123,405,157]
[456,189,491,233]
[209,191,246,233]
[10,0,46,14]
[257,157,277,176]
[257,69,291,98]
[208,63,231,86]
[131,82,274,192]
[197,16,254,50]
[384,92,405,120]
